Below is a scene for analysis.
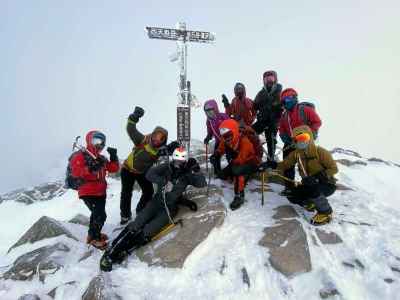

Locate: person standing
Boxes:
[252,70,283,162]
[120,106,179,225]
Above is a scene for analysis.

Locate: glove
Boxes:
[157,146,168,156]
[203,135,212,145]
[302,176,319,187]
[225,147,238,161]
[258,160,278,171]
[209,154,220,166]
[106,147,118,162]
[222,94,230,108]
[87,157,105,172]
[186,158,200,172]
[129,106,145,123]
[315,171,328,184]
[312,131,318,140]
[167,141,180,155]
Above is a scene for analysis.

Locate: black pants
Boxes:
[129,193,179,238]
[120,167,154,218]
[252,120,277,160]
[287,183,336,214]
[212,140,222,174]
[81,195,107,240]
[283,144,296,188]
[222,163,257,193]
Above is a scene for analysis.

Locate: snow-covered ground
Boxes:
[0,150,400,299]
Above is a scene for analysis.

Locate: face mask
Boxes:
[205,109,216,119]
[283,98,297,110]
[296,141,309,150]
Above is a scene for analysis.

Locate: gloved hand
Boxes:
[222,94,230,108]
[258,160,278,171]
[87,157,105,172]
[186,157,200,172]
[314,171,328,184]
[203,135,212,145]
[225,147,238,160]
[209,154,220,166]
[106,147,118,162]
[129,106,145,123]
[167,141,180,155]
[157,146,169,156]
[302,175,319,186]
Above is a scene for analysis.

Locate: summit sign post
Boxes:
[145,22,215,154]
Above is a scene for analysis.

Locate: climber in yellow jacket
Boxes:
[260,125,338,225]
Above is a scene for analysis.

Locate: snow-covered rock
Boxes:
[3,243,70,282]
[82,274,121,300]
[68,214,90,226]
[8,216,78,253]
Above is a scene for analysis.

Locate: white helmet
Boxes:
[172,147,188,162]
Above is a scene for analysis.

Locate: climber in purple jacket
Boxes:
[203,99,230,174]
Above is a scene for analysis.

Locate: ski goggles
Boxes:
[294,132,311,143]
[91,132,106,148]
[294,133,311,149]
[264,75,276,83]
[282,96,297,103]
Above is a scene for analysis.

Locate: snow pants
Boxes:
[222,163,258,194]
[252,121,278,161]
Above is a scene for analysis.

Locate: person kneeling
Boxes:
[260,125,338,225]
[100,147,206,272]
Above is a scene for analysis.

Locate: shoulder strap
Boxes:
[298,104,308,125]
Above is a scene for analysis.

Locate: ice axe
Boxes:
[71,135,96,159]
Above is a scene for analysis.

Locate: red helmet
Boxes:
[280,88,298,102]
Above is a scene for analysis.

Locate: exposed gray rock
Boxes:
[272,205,299,220]
[259,219,311,277]
[18,294,41,300]
[47,281,76,299]
[384,278,394,284]
[8,216,78,253]
[3,243,70,282]
[319,287,340,299]
[219,256,227,275]
[342,259,364,270]
[315,229,343,245]
[241,267,250,288]
[335,159,367,167]
[1,182,66,205]
[136,187,226,268]
[69,214,90,226]
[368,157,391,165]
[391,266,400,273]
[330,148,362,158]
[336,183,354,191]
[82,274,121,300]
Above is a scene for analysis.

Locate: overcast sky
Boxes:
[1,0,399,193]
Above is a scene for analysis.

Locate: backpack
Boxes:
[298,102,316,125]
[240,126,263,163]
[65,151,85,190]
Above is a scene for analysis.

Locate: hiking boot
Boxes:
[90,238,108,250]
[100,253,113,272]
[310,212,332,226]
[230,194,244,211]
[303,202,316,212]
[86,233,108,244]
[120,216,132,226]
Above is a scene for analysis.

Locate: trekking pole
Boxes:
[205,144,209,174]
[261,172,265,206]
